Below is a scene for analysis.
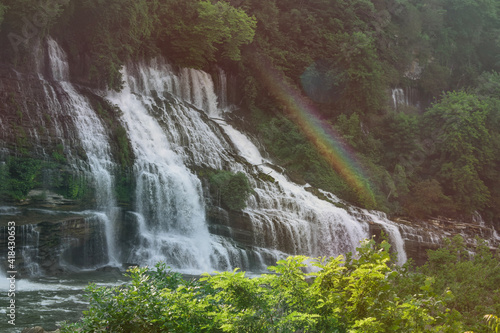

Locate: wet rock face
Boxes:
[206,205,254,247]
[26,190,77,208]
[4,207,497,277]
[370,222,438,266]
[0,216,109,277]
[371,216,500,266]
[0,65,73,158]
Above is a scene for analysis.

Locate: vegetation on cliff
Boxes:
[208,170,253,211]
[61,236,499,332]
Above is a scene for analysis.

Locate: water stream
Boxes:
[47,38,119,265]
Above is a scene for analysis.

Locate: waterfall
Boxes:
[1,40,410,275]
[0,223,41,279]
[391,87,422,111]
[20,225,41,276]
[217,116,407,265]
[179,68,219,117]
[178,63,407,264]
[216,68,229,111]
[58,213,109,269]
[46,38,119,265]
[359,211,407,264]
[0,269,6,289]
[107,65,218,272]
[392,88,407,110]
[105,59,408,272]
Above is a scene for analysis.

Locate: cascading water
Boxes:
[172,62,409,265]
[107,64,220,272]
[1,40,411,277]
[46,38,119,265]
[216,68,229,112]
[106,58,408,272]
[391,87,422,111]
[392,88,407,110]
[179,68,219,117]
[213,105,408,265]
[4,38,500,333]
[356,210,407,264]
[20,225,41,276]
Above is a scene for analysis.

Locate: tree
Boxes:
[476,71,500,98]
[421,235,500,332]
[437,0,500,87]
[475,71,500,225]
[401,179,454,218]
[209,170,252,211]
[61,0,158,90]
[0,0,67,31]
[0,0,68,57]
[423,91,494,214]
[156,0,256,68]
[377,112,420,170]
[485,314,500,332]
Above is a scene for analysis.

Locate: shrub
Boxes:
[62,239,464,332]
[420,235,500,332]
[0,157,42,200]
[209,170,252,211]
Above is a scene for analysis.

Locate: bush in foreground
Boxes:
[62,239,469,332]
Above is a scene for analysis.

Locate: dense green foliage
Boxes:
[0,156,94,204]
[229,0,500,223]
[238,0,500,223]
[0,0,255,89]
[62,237,500,332]
[208,170,253,211]
[418,236,500,332]
[257,115,363,206]
[0,0,254,89]
[60,0,157,90]
[156,0,256,69]
[422,92,494,214]
[0,157,41,200]
[485,314,500,332]
[0,0,66,56]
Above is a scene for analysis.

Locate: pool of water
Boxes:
[0,271,129,332]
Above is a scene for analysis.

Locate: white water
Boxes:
[359,211,407,264]
[47,38,119,265]
[0,271,128,333]
[217,111,408,264]
[107,65,217,272]
[392,88,407,110]
[0,270,6,290]
[20,225,41,276]
[105,59,408,272]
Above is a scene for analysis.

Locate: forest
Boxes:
[0,0,500,225]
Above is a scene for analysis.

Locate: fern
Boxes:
[485,315,500,333]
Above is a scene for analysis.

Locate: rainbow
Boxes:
[250,54,376,206]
